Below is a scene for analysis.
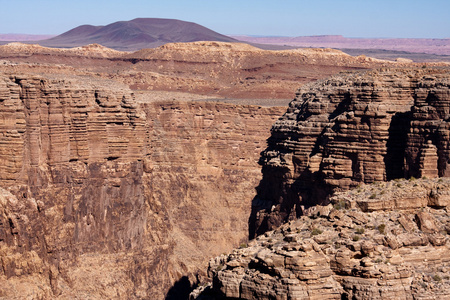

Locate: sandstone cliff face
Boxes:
[193,178,450,300]
[0,74,284,299]
[141,100,283,289]
[0,74,168,299]
[251,68,450,237]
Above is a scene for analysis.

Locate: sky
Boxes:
[0,0,449,38]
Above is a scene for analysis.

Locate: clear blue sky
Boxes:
[1,0,449,38]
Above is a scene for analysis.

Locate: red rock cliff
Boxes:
[251,68,450,237]
[0,74,284,298]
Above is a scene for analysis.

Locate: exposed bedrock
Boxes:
[193,179,450,300]
[251,68,450,237]
[0,74,284,299]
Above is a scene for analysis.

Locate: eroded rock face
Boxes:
[251,68,450,237]
[0,74,284,299]
[193,178,450,300]
[0,74,169,299]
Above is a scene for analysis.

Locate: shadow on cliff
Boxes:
[384,111,412,180]
[248,120,334,239]
[165,276,198,300]
[248,100,413,239]
[248,163,331,239]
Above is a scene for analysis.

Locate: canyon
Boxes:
[0,39,449,299]
[192,68,450,299]
[0,73,287,299]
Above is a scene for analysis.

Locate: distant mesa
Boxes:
[37,18,239,51]
[0,34,56,41]
[232,35,450,56]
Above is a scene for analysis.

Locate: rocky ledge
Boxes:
[192,178,450,299]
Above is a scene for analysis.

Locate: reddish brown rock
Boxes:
[193,180,450,300]
[415,211,439,233]
[0,73,284,299]
[251,68,450,236]
[0,41,416,100]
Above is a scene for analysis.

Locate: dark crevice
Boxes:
[165,276,198,300]
[385,112,412,180]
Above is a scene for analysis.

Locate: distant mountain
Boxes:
[0,34,56,41]
[38,18,238,51]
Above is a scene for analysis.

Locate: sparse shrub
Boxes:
[438,178,443,183]
[409,176,416,182]
[397,183,402,188]
[369,193,377,199]
[334,242,341,249]
[433,274,442,282]
[311,228,323,236]
[215,263,224,272]
[413,183,418,187]
[333,200,346,210]
[355,228,365,234]
[378,224,386,234]
[375,258,383,264]
[239,243,247,249]
[268,238,273,243]
[352,235,361,241]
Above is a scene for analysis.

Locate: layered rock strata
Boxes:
[0,73,284,299]
[192,178,450,299]
[251,68,450,237]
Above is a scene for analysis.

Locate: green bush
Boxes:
[311,228,323,236]
[355,228,365,234]
[378,224,386,234]
[239,243,247,249]
[215,263,224,272]
[333,200,346,210]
